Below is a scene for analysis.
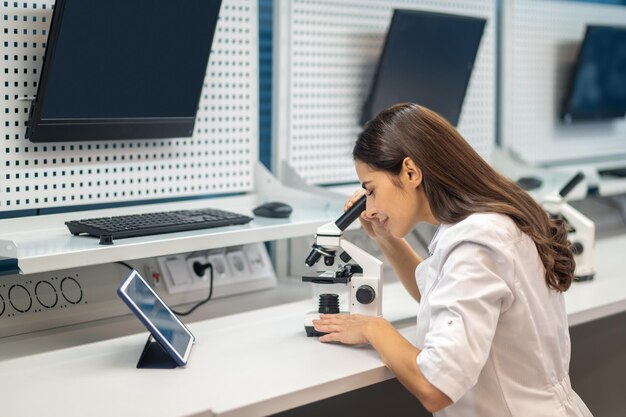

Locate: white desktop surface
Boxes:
[565,234,626,326]
[1,236,625,417]
[0,283,418,417]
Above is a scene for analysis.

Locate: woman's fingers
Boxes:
[313,324,342,334]
[314,315,348,337]
[313,315,347,331]
[319,333,339,343]
[315,315,346,325]
[344,189,365,211]
[319,314,349,321]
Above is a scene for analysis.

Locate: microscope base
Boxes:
[574,264,595,282]
[305,326,324,337]
[574,273,595,282]
[304,311,348,337]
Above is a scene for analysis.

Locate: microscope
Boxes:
[541,173,595,281]
[302,195,383,336]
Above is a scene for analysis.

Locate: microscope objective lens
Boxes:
[318,293,340,314]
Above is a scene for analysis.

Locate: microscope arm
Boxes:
[543,201,595,237]
[340,239,382,282]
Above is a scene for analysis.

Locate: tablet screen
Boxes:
[119,271,193,363]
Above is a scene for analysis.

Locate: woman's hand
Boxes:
[312,314,385,344]
[345,190,393,243]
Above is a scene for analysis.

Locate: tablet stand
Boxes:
[136,335,179,369]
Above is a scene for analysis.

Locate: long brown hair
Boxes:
[354,103,574,292]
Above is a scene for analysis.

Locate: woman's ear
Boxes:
[402,157,423,188]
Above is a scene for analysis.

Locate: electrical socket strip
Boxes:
[156,243,276,299]
[1,243,277,339]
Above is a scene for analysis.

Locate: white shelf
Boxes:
[494,148,626,198]
[0,164,345,275]
[491,148,589,201]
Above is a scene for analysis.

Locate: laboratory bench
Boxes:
[1,233,625,417]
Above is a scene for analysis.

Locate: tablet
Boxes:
[118,269,195,366]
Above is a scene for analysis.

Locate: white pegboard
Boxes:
[501,0,626,166]
[274,0,496,185]
[0,0,258,211]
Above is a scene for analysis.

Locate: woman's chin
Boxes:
[395,226,414,239]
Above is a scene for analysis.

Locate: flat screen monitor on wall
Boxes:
[561,25,626,123]
[360,9,486,127]
[26,0,223,142]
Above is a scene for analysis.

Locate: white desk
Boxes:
[564,234,626,326]
[0,283,418,417]
[1,236,625,417]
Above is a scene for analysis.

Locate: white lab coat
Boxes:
[414,213,593,417]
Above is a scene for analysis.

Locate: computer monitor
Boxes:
[361,9,486,126]
[26,0,223,142]
[561,25,626,123]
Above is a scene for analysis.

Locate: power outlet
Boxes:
[227,250,251,279]
[163,256,193,287]
[158,254,211,294]
[206,252,232,282]
[187,255,211,281]
[244,244,272,276]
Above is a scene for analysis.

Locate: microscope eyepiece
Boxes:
[334,194,367,231]
[559,172,585,198]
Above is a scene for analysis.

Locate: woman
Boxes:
[312,103,592,416]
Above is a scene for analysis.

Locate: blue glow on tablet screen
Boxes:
[127,276,191,356]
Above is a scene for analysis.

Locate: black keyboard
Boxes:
[66,208,253,245]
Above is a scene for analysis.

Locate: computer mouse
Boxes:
[516,176,542,191]
[253,201,293,218]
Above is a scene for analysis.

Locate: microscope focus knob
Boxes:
[339,251,352,263]
[571,242,584,255]
[355,285,376,305]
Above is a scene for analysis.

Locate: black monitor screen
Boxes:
[27,0,222,142]
[561,25,626,122]
[361,9,486,126]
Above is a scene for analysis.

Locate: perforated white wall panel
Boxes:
[0,0,257,212]
[502,0,626,166]
[274,0,496,184]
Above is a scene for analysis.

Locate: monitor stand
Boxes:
[136,335,179,369]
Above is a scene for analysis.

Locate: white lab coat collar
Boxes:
[427,223,450,256]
